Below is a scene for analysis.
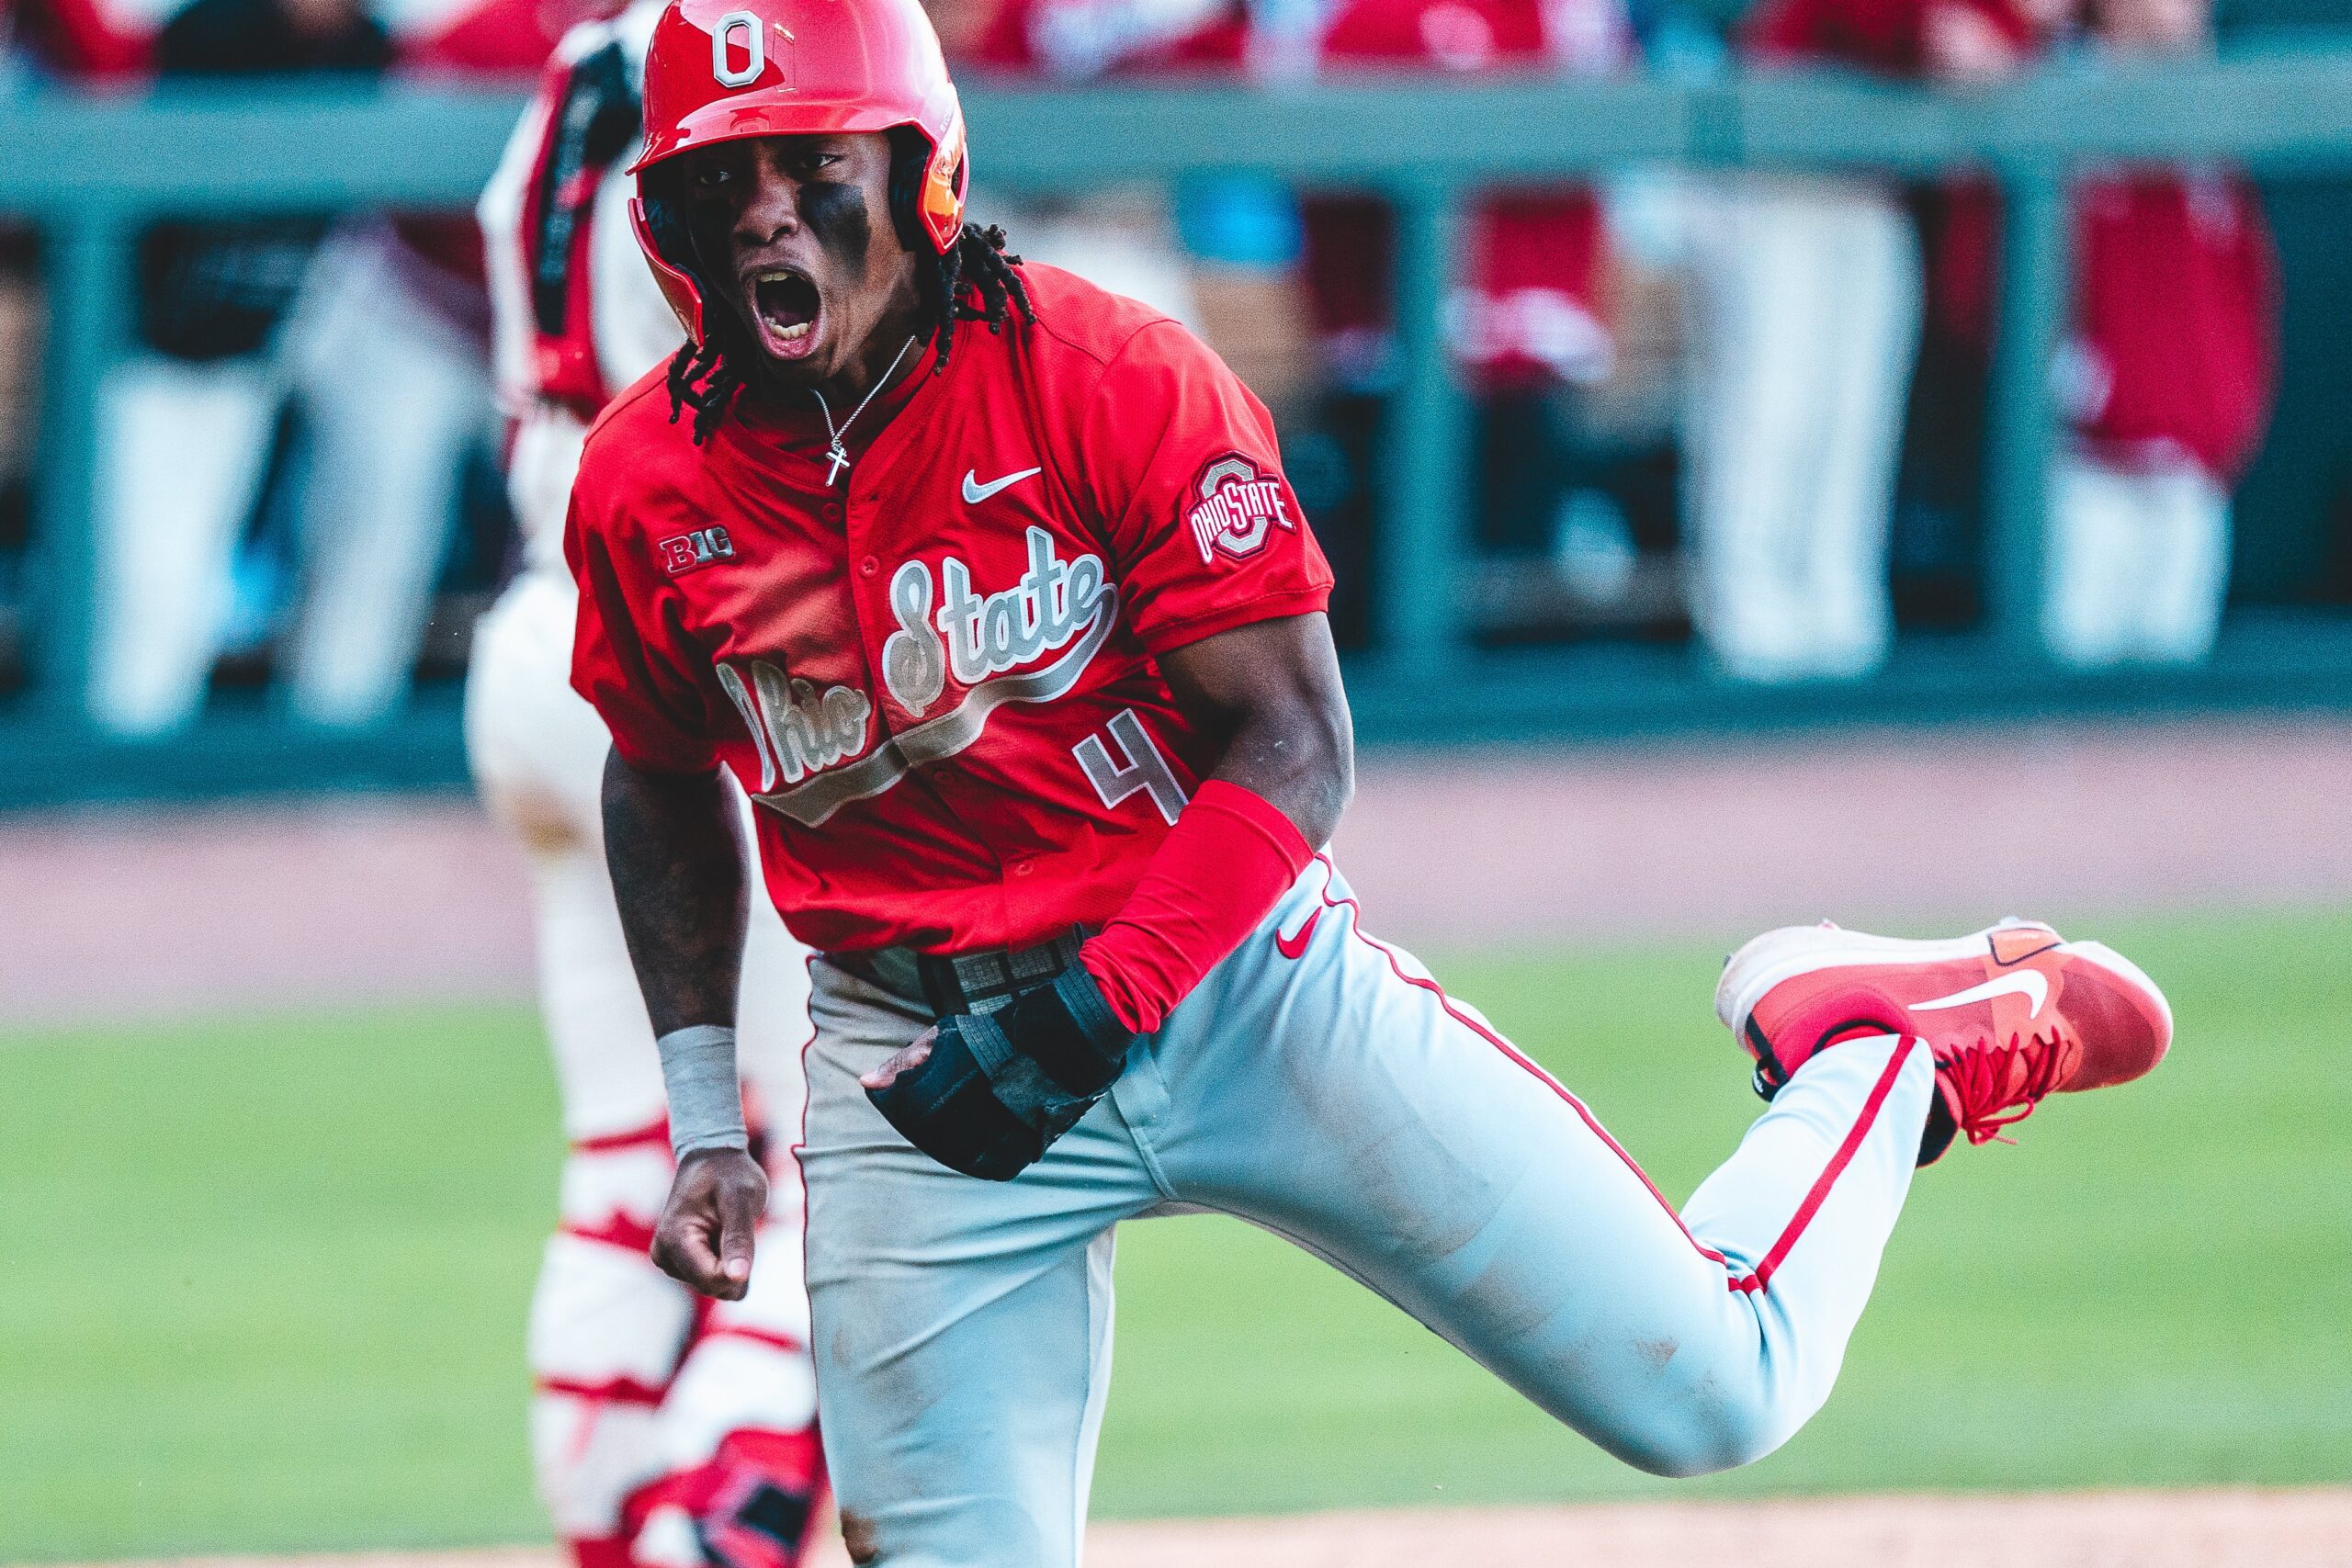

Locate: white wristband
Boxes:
[655,1024,749,1158]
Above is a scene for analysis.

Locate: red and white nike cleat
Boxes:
[1715,919,2173,1163]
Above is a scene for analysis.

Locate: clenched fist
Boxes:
[652,1146,768,1299]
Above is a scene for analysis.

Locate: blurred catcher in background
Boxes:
[470,3,826,1565]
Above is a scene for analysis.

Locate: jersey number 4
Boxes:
[1074,709,1188,827]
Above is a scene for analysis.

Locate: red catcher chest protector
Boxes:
[627,0,971,346]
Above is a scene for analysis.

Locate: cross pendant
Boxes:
[824,442,852,487]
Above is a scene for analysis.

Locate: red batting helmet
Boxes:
[628,0,970,344]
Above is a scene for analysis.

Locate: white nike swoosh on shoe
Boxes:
[962,466,1042,504]
[1913,971,2049,1019]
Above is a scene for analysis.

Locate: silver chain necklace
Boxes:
[809,335,919,488]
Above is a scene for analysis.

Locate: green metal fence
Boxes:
[8,51,2352,807]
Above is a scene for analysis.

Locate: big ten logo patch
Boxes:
[1186,455,1295,564]
[660,526,736,576]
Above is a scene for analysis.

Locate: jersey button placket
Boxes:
[843,491,908,759]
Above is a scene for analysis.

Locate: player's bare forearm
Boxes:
[602,749,764,1300]
[1159,612,1355,848]
[601,748,749,1036]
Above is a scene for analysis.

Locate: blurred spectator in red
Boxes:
[1297,0,1625,642]
[971,0,1246,75]
[404,0,564,69]
[2,0,150,78]
[949,0,1326,410]
[1932,0,2276,667]
[1681,0,2049,684]
[942,0,1245,339]
[1304,0,1619,396]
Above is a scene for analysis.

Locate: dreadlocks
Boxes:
[664,222,1032,446]
[922,222,1033,374]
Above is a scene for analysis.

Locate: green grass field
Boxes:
[6,907,2348,1562]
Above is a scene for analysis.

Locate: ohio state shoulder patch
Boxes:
[1185,454,1296,564]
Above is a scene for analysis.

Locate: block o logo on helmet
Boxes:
[1187,455,1296,564]
[710,9,766,86]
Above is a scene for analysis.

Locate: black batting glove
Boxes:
[866,966,1138,1180]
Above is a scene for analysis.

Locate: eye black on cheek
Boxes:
[797,179,873,272]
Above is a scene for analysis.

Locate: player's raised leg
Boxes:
[1128,863,2166,1476]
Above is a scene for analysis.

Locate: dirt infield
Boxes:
[7,714,2350,1025]
[92,1489,2352,1568]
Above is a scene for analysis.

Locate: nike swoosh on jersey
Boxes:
[962,466,1043,504]
[1274,906,1320,960]
[1912,970,2049,1019]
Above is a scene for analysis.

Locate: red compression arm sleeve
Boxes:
[1080,779,1314,1034]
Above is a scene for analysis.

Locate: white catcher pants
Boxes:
[466,566,818,1550]
[800,859,1937,1567]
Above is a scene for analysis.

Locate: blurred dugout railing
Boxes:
[8,51,2352,807]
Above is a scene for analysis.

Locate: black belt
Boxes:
[830,928,1091,1020]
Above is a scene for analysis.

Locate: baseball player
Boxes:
[466,8,825,1566]
[1928,0,2277,670]
[563,1,2175,1561]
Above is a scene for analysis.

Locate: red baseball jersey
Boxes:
[567,263,1333,955]
[1739,0,2032,73]
[2065,173,2278,480]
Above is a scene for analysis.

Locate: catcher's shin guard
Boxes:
[529,1119,695,1548]
[625,1427,826,1568]
[628,1213,824,1568]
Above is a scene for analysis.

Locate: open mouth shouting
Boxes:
[748,266,822,360]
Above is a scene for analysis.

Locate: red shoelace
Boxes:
[1936,1029,2072,1145]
